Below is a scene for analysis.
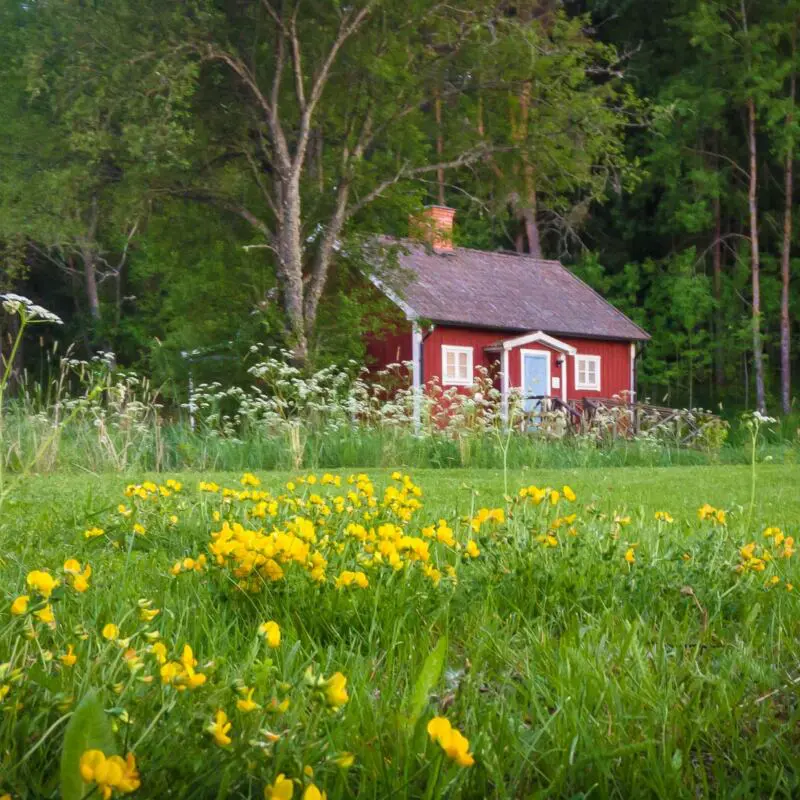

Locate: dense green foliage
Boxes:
[0,0,798,413]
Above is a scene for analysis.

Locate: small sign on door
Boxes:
[552,377,561,390]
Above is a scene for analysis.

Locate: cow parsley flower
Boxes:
[0,293,63,324]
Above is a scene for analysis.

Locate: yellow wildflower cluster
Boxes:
[698,503,727,525]
[159,644,208,690]
[469,507,505,532]
[124,479,182,500]
[79,750,140,798]
[736,527,795,585]
[519,484,576,505]
[427,716,475,767]
[164,472,482,594]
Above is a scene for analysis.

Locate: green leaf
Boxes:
[60,690,116,800]
[405,635,448,734]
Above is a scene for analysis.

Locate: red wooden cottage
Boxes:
[366,206,650,423]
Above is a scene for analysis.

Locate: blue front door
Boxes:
[523,353,549,417]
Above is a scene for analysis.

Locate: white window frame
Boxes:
[441,345,474,386]
[574,355,601,391]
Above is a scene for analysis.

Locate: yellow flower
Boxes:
[60,644,78,667]
[10,595,29,615]
[84,526,105,539]
[334,570,369,590]
[150,642,168,664]
[334,752,355,768]
[303,786,326,800]
[655,511,673,523]
[102,623,119,641]
[169,515,178,525]
[207,709,232,746]
[563,485,576,502]
[265,773,294,800]
[259,620,281,648]
[79,750,140,798]
[465,540,480,558]
[323,672,349,709]
[26,570,59,599]
[241,472,261,487]
[426,716,475,767]
[549,490,560,505]
[237,686,260,713]
[133,523,146,536]
[139,607,160,622]
[624,548,635,565]
[64,559,92,593]
[35,604,55,626]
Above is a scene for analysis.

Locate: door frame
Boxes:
[520,348,551,410]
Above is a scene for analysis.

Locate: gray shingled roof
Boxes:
[377,241,650,342]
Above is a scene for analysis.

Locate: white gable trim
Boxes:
[502,330,577,356]
[367,273,419,321]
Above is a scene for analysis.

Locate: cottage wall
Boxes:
[504,336,633,401]
[422,326,633,400]
[365,322,635,401]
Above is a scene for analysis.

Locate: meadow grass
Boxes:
[2,464,800,799]
[2,412,798,475]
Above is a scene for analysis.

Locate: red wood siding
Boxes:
[367,322,634,401]
[561,337,633,401]
[422,326,500,384]
[423,327,632,400]
[365,324,412,370]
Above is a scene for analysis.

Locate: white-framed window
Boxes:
[575,355,601,391]
[442,345,474,386]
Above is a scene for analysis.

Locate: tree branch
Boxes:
[292,1,376,177]
[347,144,498,217]
[169,190,275,244]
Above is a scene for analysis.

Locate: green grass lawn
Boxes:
[2,464,800,799]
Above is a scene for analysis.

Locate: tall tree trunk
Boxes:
[518,80,543,259]
[82,194,101,324]
[434,90,445,206]
[83,250,101,323]
[781,31,796,416]
[747,97,766,413]
[522,198,542,259]
[278,175,308,367]
[712,193,724,393]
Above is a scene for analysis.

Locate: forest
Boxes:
[0,0,798,416]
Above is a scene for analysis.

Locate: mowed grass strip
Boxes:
[1,464,799,799]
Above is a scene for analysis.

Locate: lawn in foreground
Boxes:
[2,464,800,799]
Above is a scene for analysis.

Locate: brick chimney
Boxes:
[409,205,456,252]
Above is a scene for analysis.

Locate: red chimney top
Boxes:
[409,205,455,252]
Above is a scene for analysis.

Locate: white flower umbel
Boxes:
[0,293,63,324]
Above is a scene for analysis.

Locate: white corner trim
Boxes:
[441,345,474,386]
[501,348,509,425]
[575,354,601,392]
[503,329,577,356]
[412,323,423,430]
